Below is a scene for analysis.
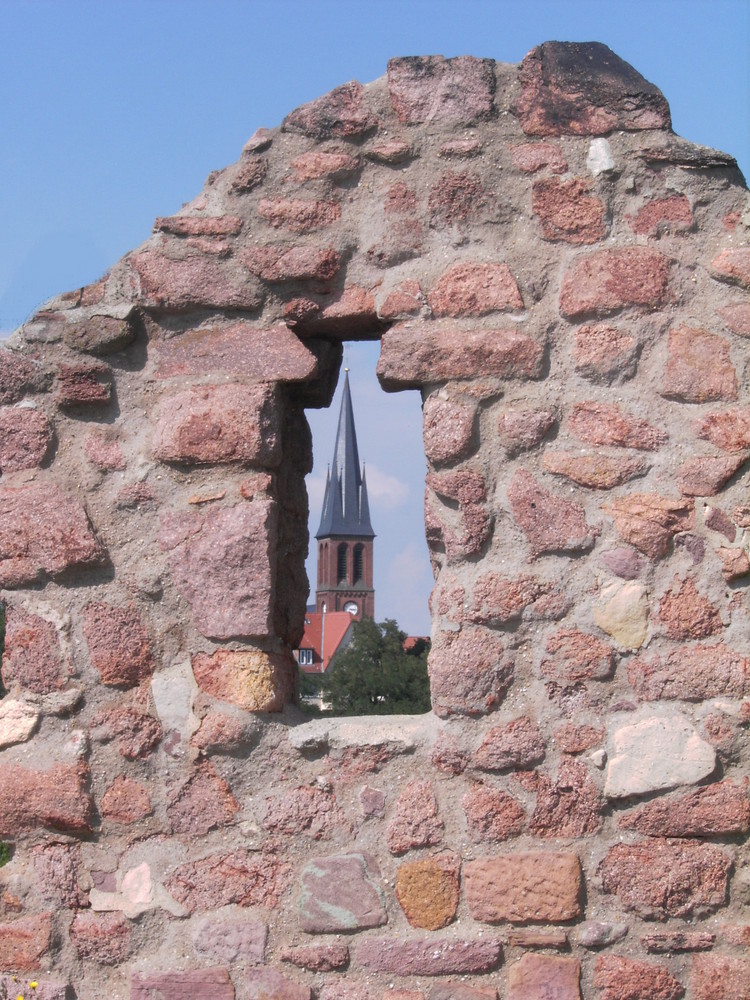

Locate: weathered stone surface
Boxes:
[497,407,556,453]
[662,326,737,403]
[0,762,92,835]
[511,141,567,173]
[533,176,605,243]
[377,323,544,389]
[264,785,342,839]
[167,762,239,835]
[0,978,66,1000]
[605,713,716,798]
[0,406,53,472]
[604,494,694,558]
[541,628,614,681]
[508,470,596,556]
[573,323,639,382]
[3,607,67,696]
[81,602,154,686]
[429,171,484,225]
[152,323,319,383]
[192,649,292,712]
[718,545,750,582]
[599,547,644,579]
[0,913,52,971]
[297,853,387,933]
[465,852,582,923]
[396,853,459,929]
[542,450,647,489]
[360,785,387,816]
[154,214,243,237]
[32,842,86,909]
[438,138,483,158]
[0,348,50,404]
[430,986,496,1000]
[84,429,125,470]
[717,301,750,337]
[165,850,289,914]
[594,581,649,649]
[474,716,545,771]
[297,286,379,337]
[422,394,476,465]
[64,311,138,355]
[528,759,603,837]
[656,576,722,639]
[517,41,670,136]
[244,244,340,285]
[357,937,502,976]
[153,383,280,468]
[569,921,629,949]
[568,401,666,450]
[91,704,162,759]
[630,195,694,238]
[508,954,581,1000]
[560,247,671,317]
[627,643,748,702]
[159,502,275,640]
[426,467,491,559]
[704,506,737,540]
[0,698,39,748]
[468,572,567,627]
[594,956,685,1000]
[387,55,495,124]
[130,249,262,312]
[57,361,112,406]
[677,452,746,495]
[387,780,443,854]
[619,780,750,837]
[100,775,153,823]
[428,262,523,316]
[641,931,715,953]
[463,785,525,842]
[710,247,750,289]
[554,723,604,754]
[690,955,750,1000]
[131,968,236,1000]
[258,197,341,233]
[280,942,349,972]
[695,406,750,452]
[0,482,105,587]
[599,841,732,919]
[70,911,133,964]
[429,628,514,718]
[246,968,310,1000]
[291,150,360,181]
[284,81,376,139]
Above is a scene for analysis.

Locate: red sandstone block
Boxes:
[717,301,750,337]
[508,954,581,1000]
[465,852,582,923]
[629,194,693,235]
[298,286,379,337]
[439,138,483,158]
[396,853,459,929]
[387,55,495,124]
[0,913,52,971]
[710,247,750,289]
[130,249,263,312]
[554,723,604,754]
[428,627,514,718]
[83,430,125,470]
[677,453,747,496]
[165,849,290,914]
[70,911,133,964]
[560,247,671,317]
[101,775,153,823]
[517,41,670,136]
[463,784,525,842]
[619,780,750,837]
[422,394,477,465]
[365,139,414,164]
[528,759,603,837]
[283,81,377,139]
[0,482,105,588]
[541,627,614,681]
[2,607,67,694]
[0,407,51,472]
[662,325,737,403]
[599,841,731,919]
[474,716,545,770]
[656,576,722,639]
[280,943,349,972]
[695,407,750,452]
[568,401,666,450]
[690,955,750,1000]
[468,573,567,628]
[57,362,112,406]
[604,493,694,559]
[507,470,597,557]
[291,150,360,181]
[91,705,162,759]
[532,176,605,243]
[573,323,639,382]
[594,955,684,1000]
[627,643,748,702]
[167,762,239,835]
[191,649,292,712]
[264,785,342,839]
[296,853,387,933]
[152,322,319,383]
[641,931,715,953]
[497,407,556,453]
[246,968,310,1000]
[386,780,443,854]
[511,141,567,173]
[0,348,50,404]
[241,245,341,283]
[258,197,341,233]
[0,762,92,835]
[357,937,502,976]
[378,279,424,320]
[429,171,483,225]
[131,968,236,1000]
[542,450,648,489]
[81,602,154,687]
[230,155,268,192]
[154,214,243,237]
[428,262,523,316]
[385,181,417,215]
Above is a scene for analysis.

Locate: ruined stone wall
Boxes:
[0,42,748,1000]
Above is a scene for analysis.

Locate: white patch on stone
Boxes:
[587,138,615,176]
[593,580,649,650]
[151,659,198,738]
[90,862,186,918]
[605,710,715,798]
[0,699,39,748]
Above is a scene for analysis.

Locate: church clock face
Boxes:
[344,601,358,615]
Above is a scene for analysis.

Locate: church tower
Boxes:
[315,371,375,621]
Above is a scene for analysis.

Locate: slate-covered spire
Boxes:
[316,371,375,539]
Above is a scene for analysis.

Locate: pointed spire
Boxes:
[316,371,375,539]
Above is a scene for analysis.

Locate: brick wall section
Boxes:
[0,41,748,999]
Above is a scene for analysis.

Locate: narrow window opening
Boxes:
[353,543,364,584]
[336,543,348,585]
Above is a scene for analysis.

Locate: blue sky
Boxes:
[2,0,748,633]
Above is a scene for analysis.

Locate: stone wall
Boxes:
[0,42,748,1000]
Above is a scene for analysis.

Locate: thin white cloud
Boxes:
[306,474,327,515]
[362,463,409,509]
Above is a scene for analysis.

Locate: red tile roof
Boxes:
[297,611,355,673]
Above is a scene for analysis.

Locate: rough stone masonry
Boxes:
[0,41,748,1000]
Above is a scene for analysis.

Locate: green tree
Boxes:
[319,617,430,715]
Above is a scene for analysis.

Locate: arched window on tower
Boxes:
[337,542,348,584]
[353,543,364,584]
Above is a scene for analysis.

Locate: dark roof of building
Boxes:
[316,370,375,539]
